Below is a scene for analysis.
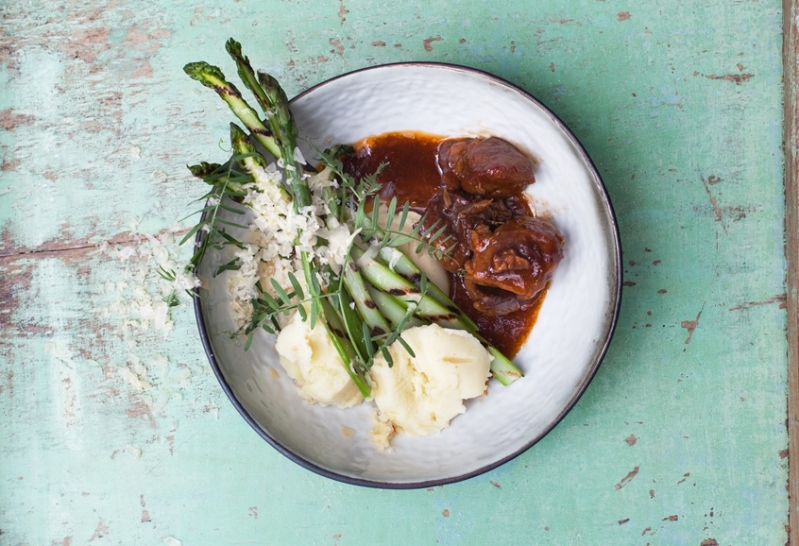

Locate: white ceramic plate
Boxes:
[195,63,621,488]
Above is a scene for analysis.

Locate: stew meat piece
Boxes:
[424,187,530,273]
[425,137,564,316]
[437,137,537,197]
[463,217,564,315]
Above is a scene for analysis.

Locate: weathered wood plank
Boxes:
[784,0,798,543]
[0,0,790,544]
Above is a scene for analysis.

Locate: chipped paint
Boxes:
[729,293,787,311]
[681,305,704,345]
[423,36,442,52]
[338,0,349,26]
[705,73,755,85]
[615,466,640,490]
[701,176,728,234]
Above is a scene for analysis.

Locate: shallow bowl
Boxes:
[195,63,621,488]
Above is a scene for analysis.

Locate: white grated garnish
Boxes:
[293,146,307,165]
[385,247,402,270]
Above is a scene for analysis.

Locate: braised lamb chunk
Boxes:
[437,137,537,198]
[423,187,532,273]
[463,217,564,316]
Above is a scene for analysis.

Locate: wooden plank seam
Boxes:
[783,0,799,543]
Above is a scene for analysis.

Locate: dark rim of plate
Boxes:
[193,61,623,490]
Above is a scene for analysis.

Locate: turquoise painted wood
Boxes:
[0,0,788,544]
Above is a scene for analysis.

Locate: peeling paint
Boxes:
[681,305,704,345]
[338,0,349,25]
[0,107,35,130]
[701,176,728,234]
[88,519,109,542]
[729,294,787,311]
[615,466,640,490]
[329,38,345,56]
[423,36,442,52]
[705,73,754,85]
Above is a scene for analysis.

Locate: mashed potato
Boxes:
[368,324,491,437]
[274,308,364,409]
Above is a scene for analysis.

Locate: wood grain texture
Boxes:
[0,0,790,544]
[784,0,798,543]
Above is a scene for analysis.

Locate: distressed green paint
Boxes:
[0,0,788,544]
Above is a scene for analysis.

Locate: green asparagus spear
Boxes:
[183,62,282,161]
[317,298,371,397]
[366,285,425,330]
[228,123,292,202]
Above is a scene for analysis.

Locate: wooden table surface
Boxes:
[1,0,793,544]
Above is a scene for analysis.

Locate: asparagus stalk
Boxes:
[188,161,222,179]
[224,39,311,209]
[187,161,248,197]
[351,245,523,385]
[341,261,391,338]
[183,62,282,161]
[256,71,311,210]
[317,298,371,397]
[366,285,425,330]
[350,246,460,326]
[228,123,292,202]
[375,245,479,332]
[335,283,372,363]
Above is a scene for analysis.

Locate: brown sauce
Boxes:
[341,131,443,210]
[451,275,544,357]
[342,131,548,358]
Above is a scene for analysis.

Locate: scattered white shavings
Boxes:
[125,445,142,459]
[315,222,360,275]
[287,205,324,253]
[117,246,136,261]
[385,246,402,270]
[293,146,307,165]
[99,229,196,336]
[226,166,343,329]
[307,166,335,192]
[225,168,302,328]
[119,363,152,392]
[162,537,182,546]
[226,242,260,327]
